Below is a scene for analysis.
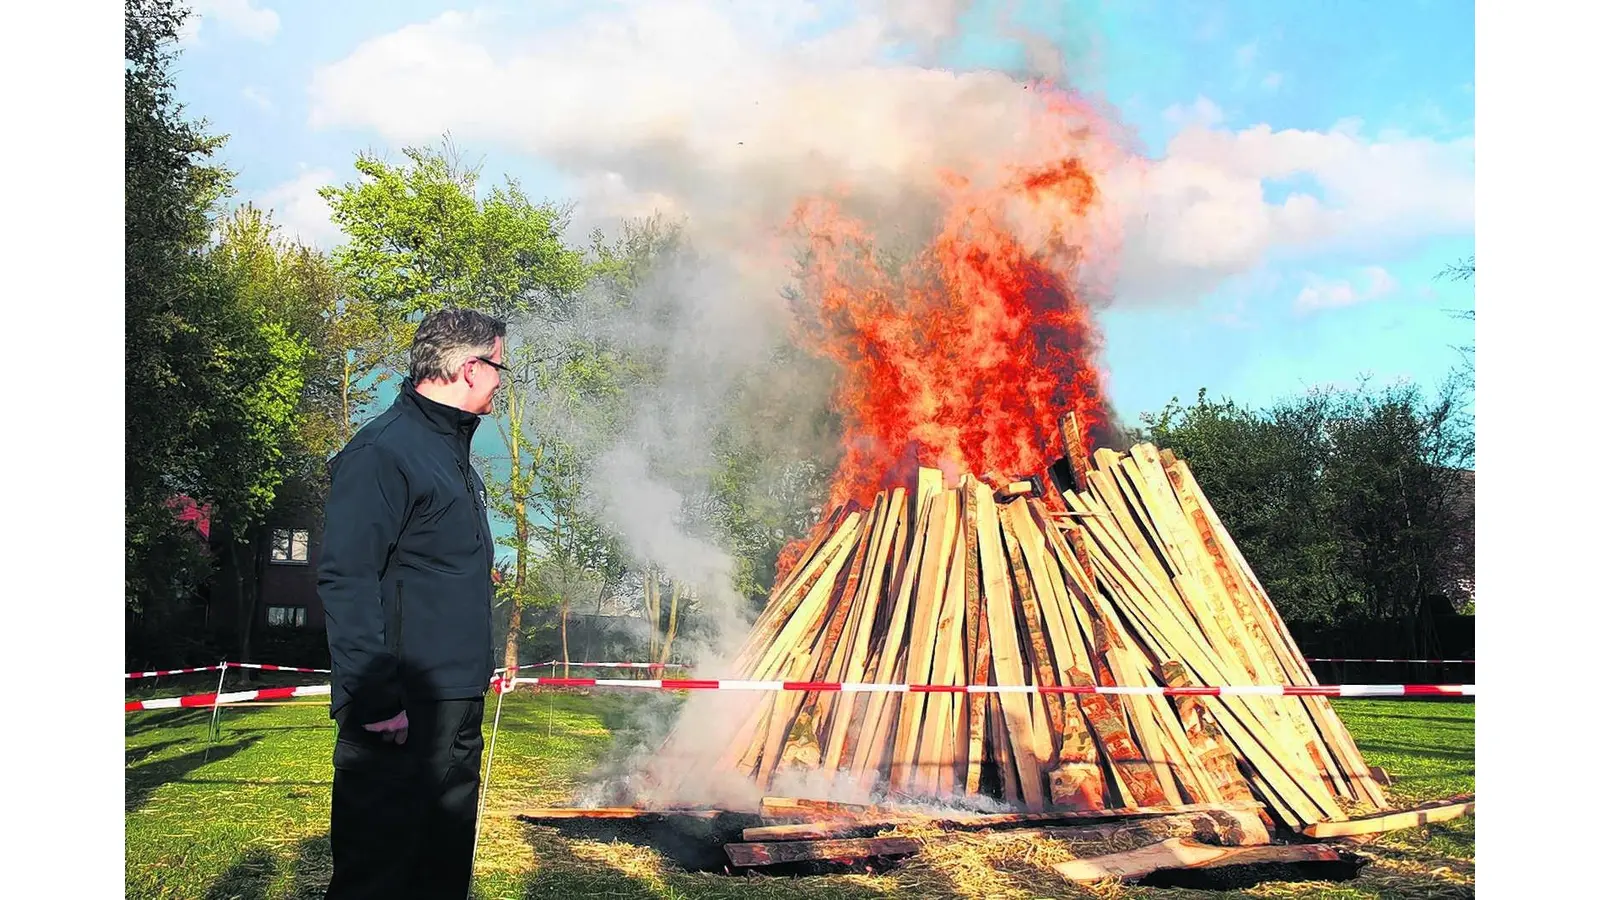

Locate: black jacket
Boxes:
[317,379,496,722]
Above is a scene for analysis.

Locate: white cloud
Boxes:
[241,86,273,112]
[1108,119,1472,303]
[184,0,280,44]
[1234,41,1258,68]
[1293,266,1398,314]
[306,1,1473,307]
[308,3,1124,279]
[255,168,341,248]
[1261,72,1283,92]
[1163,95,1225,129]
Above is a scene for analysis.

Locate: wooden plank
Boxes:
[1062,519,1096,584]
[740,800,1271,842]
[733,809,1272,862]
[1159,661,1257,806]
[1089,460,1183,600]
[1116,450,1323,794]
[973,485,1047,811]
[1001,501,1110,810]
[916,466,943,522]
[1107,456,1187,582]
[1126,447,1305,753]
[992,687,1021,804]
[717,517,865,779]
[962,479,994,795]
[756,531,869,787]
[745,512,864,681]
[741,801,1268,842]
[1027,506,1189,807]
[1011,808,1270,847]
[914,516,968,793]
[781,497,883,779]
[850,485,934,790]
[1030,501,1217,807]
[1059,412,1092,493]
[1061,491,1332,828]
[820,488,905,779]
[759,796,876,817]
[997,504,1068,761]
[1054,838,1342,883]
[749,505,847,637]
[888,490,958,789]
[733,507,860,673]
[727,835,923,867]
[1300,797,1474,838]
[1165,456,1385,810]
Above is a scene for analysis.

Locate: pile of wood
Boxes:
[515,793,1473,876]
[655,415,1387,832]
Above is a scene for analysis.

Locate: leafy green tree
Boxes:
[1140,376,1473,653]
[1319,377,1474,652]
[125,0,238,645]
[202,206,343,664]
[320,140,588,337]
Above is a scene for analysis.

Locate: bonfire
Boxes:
[512,83,1474,883]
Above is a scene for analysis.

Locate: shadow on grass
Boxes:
[202,848,276,900]
[1358,741,1476,763]
[172,778,333,787]
[125,709,213,738]
[125,734,262,812]
[287,834,333,899]
[1338,712,1474,726]
[196,833,332,900]
[126,737,192,766]
[517,824,677,899]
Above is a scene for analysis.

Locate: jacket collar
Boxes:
[399,378,481,440]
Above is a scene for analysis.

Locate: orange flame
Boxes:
[783,85,1119,522]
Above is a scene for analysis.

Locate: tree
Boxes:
[125,0,240,648]
[1319,377,1474,653]
[320,140,588,334]
[202,206,344,665]
[1140,375,1474,649]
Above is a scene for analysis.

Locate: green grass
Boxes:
[126,693,1473,899]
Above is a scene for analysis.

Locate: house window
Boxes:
[267,606,307,628]
[270,528,311,564]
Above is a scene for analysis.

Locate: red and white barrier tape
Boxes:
[494,677,1474,698]
[498,661,687,672]
[125,661,331,679]
[226,662,332,674]
[126,664,227,679]
[125,684,331,712]
[1305,657,1474,664]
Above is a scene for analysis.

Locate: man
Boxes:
[317,308,509,899]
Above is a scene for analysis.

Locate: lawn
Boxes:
[126,688,1474,899]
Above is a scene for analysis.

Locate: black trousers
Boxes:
[325,697,486,900]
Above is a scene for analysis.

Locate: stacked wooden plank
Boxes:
[659,423,1387,831]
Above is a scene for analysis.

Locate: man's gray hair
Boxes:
[409,309,508,383]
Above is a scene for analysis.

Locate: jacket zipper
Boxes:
[394,580,405,657]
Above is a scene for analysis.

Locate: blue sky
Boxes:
[173,0,1474,435]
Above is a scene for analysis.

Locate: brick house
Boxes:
[259,522,325,631]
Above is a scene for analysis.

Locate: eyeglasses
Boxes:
[474,356,511,374]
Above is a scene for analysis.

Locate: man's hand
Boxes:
[362,709,409,745]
